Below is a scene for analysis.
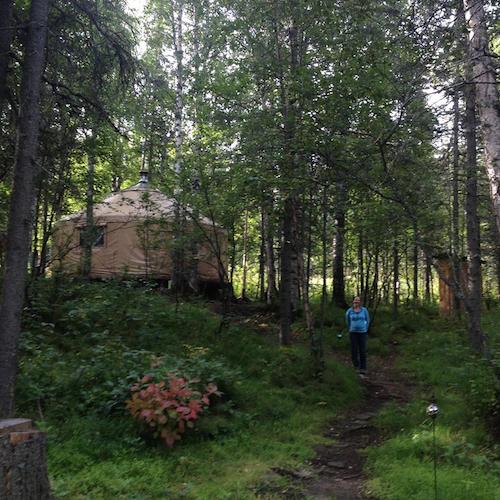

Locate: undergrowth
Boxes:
[365,310,500,500]
[18,277,362,498]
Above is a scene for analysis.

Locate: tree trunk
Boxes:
[289,204,300,312]
[305,191,314,298]
[0,0,50,418]
[38,158,69,277]
[31,186,41,277]
[496,239,500,301]
[280,197,294,345]
[187,0,203,295]
[298,219,313,341]
[494,220,500,301]
[382,250,390,304]
[38,192,50,277]
[258,209,266,301]
[277,14,301,344]
[332,180,347,308]
[171,0,187,293]
[263,202,278,304]
[451,89,462,314]
[316,185,328,377]
[363,246,372,305]
[82,149,95,277]
[172,0,184,180]
[370,244,379,307]
[425,252,432,303]
[241,211,249,300]
[403,237,411,304]
[0,0,14,111]
[229,222,236,290]
[0,419,51,499]
[463,0,500,236]
[392,240,399,318]
[357,232,363,297]
[413,224,419,305]
[463,56,486,353]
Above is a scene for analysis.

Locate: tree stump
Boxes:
[0,418,51,499]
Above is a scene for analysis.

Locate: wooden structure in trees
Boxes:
[0,419,51,499]
[52,173,227,285]
[436,255,468,315]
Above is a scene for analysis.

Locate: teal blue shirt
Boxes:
[345,307,370,333]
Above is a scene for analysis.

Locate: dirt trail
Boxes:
[223,304,412,499]
[272,352,411,499]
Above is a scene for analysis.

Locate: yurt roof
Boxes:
[60,175,214,226]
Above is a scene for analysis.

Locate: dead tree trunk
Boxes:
[0,0,50,417]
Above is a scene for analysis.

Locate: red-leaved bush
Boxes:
[126,374,220,447]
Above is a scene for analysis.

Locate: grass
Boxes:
[17,278,362,498]
[365,308,500,500]
[18,279,499,498]
[47,415,326,498]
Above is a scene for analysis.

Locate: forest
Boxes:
[0,0,498,498]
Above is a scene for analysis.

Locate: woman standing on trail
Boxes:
[345,296,370,376]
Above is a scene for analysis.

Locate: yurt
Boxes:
[52,172,226,284]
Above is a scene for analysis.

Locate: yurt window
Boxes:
[79,226,105,248]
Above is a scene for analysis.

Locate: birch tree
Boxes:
[463,0,500,235]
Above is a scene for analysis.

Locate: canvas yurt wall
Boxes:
[52,177,227,282]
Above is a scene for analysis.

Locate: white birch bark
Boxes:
[172,0,184,178]
[463,0,500,235]
[171,0,186,291]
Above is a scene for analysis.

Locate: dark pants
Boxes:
[350,332,367,370]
